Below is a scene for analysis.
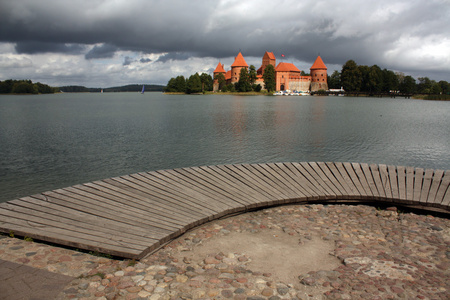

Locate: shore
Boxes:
[1,204,449,299]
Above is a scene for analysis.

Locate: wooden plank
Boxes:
[352,163,373,197]
[225,164,285,205]
[299,162,337,199]
[116,174,210,220]
[427,170,444,206]
[250,164,299,200]
[134,172,219,218]
[292,162,333,199]
[143,169,226,218]
[441,185,450,207]
[387,165,399,199]
[419,169,434,204]
[4,197,160,244]
[0,218,142,259]
[281,163,321,200]
[378,164,392,199]
[245,164,296,200]
[405,167,415,204]
[413,168,424,202]
[199,165,273,206]
[97,177,202,226]
[343,162,367,197]
[369,164,386,199]
[43,189,177,236]
[434,171,450,207]
[156,169,233,212]
[334,162,361,198]
[360,163,379,198]
[271,163,310,201]
[65,184,187,231]
[397,166,406,201]
[324,162,356,198]
[0,205,150,250]
[176,167,250,210]
[183,167,259,208]
[313,162,345,197]
[201,166,273,207]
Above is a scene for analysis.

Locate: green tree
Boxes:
[0,79,14,93]
[186,73,202,94]
[199,73,213,92]
[367,65,382,94]
[399,76,416,94]
[174,75,186,93]
[238,67,251,92]
[35,82,54,94]
[214,72,226,91]
[417,77,432,94]
[438,80,449,95]
[11,81,36,94]
[430,82,442,95]
[381,69,399,93]
[165,77,177,92]
[358,65,370,92]
[328,70,341,89]
[248,65,257,86]
[341,60,361,92]
[263,64,276,92]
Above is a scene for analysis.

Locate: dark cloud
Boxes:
[85,44,118,60]
[0,0,449,83]
[14,41,85,54]
[123,56,134,66]
[155,52,192,63]
[140,58,151,63]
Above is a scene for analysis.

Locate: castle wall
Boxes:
[289,80,311,92]
[310,82,329,92]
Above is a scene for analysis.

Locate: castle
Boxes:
[213,52,328,92]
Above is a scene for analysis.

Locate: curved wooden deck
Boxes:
[0,162,449,259]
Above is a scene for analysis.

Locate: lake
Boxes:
[0,93,449,203]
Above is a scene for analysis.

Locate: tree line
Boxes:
[0,79,56,94]
[329,60,450,96]
[164,64,276,94]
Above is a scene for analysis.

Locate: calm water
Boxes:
[1,93,449,203]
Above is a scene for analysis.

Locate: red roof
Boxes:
[225,70,231,80]
[310,56,327,70]
[213,62,226,73]
[264,51,276,60]
[275,62,300,73]
[231,52,248,67]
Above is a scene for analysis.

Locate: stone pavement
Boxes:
[0,204,449,300]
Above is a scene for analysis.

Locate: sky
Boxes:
[0,0,449,88]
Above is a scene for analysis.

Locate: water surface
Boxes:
[1,93,449,202]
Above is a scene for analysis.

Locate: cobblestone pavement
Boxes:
[0,204,449,300]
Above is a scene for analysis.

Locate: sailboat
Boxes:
[140,85,145,94]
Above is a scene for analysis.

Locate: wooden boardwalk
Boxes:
[0,162,449,259]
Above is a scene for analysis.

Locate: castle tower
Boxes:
[213,62,226,92]
[310,55,328,92]
[230,52,248,84]
[260,51,276,75]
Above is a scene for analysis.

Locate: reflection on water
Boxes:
[1,93,449,202]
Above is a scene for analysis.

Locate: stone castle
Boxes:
[213,52,328,92]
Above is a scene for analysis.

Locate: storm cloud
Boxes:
[0,0,448,87]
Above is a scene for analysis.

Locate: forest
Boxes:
[165,60,449,99]
[0,79,56,94]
